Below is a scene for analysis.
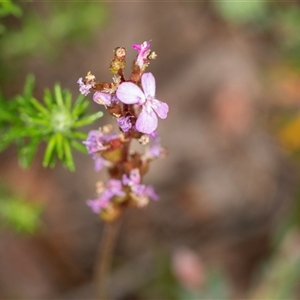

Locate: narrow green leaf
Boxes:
[43,89,53,109]
[74,111,103,128]
[0,132,13,152]
[0,108,16,122]
[63,139,75,171]
[71,140,87,153]
[73,94,85,108]
[72,100,89,118]
[2,127,40,144]
[43,134,56,167]
[14,95,27,108]
[72,131,87,139]
[55,132,64,160]
[64,91,72,110]
[54,84,64,107]
[30,98,49,116]
[21,116,48,127]
[18,137,40,168]
[23,74,35,100]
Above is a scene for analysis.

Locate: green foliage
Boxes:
[0,75,103,171]
[0,0,21,17]
[0,2,107,60]
[275,5,300,68]
[0,0,22,34]
[0,183,42,234]
[249,231,300,299]
[138,249,228,300]
[214,1,268,25]
[139,250,179,300]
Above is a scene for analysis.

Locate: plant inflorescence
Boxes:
[78,41,169,221]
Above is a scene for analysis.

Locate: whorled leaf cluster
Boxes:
[0,75,102,171]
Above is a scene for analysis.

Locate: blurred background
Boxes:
[1,1,300,299]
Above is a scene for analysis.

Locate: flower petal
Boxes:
[117,116,132,132]
[152,99,169,119]
[116,82,145,104]
[142,73,156,97]
[93,92,111,106]
[136,105,158,134]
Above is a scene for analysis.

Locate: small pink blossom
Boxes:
[87,179,125,214]
[117,116,132,132]
[116,72,169,134]
[93,91,112,106]
[122,168,141,186]
[172,247,206,290]
[94,156,106,172]
[132,41,151,68]
[122,169,159,201]
[93,92,119,106]
[77,77,93,96]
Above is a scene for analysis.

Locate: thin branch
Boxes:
[94,216,123,300]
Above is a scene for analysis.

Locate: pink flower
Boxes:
[172,247,206,290]
[93,92,119,106]
[87,179,125,214]
[93,91,112,106]
[117,116,132,132]
[132,41,151,68]
[116,73,169,134]
[122,169,159,202]
[77,77,93,96]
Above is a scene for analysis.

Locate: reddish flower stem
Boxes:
[94,134,132,299]
[94,216,123,299]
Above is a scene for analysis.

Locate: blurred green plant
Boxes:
[275,5,300,68]
[0,0,22,34]
[214,1,268,25]
[0,0,21,18]
[0,75,103,171]
[214,2,300,68]
[0,2,107,60]
[249,231,300,300]
[0,182,42,234]
[138,249,228,300]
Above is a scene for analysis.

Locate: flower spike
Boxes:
[78,41,168,220]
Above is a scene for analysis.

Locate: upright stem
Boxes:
[94,112,131,299]
[94,216,123,299]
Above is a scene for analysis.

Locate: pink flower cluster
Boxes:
[77,41,168,220]
[77,41,169,135]
[87,169,158,214]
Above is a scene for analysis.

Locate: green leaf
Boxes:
[64,90,72,110]
[18,137,40,168]
[54,84,64,107]
[71,140,87,153]
[0,133,13,152]
[73,111,103,128]
[72,131,87,139]
[0,106,15,122]
[72,99,89,118]
[23,74,35,100]
[63,138,75,171]
[21,116,49,127]
[30,97,49,117]
[43,134,56,167]
[43,88,54,109]
[55,132,64,160]
[73,94,85,107]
